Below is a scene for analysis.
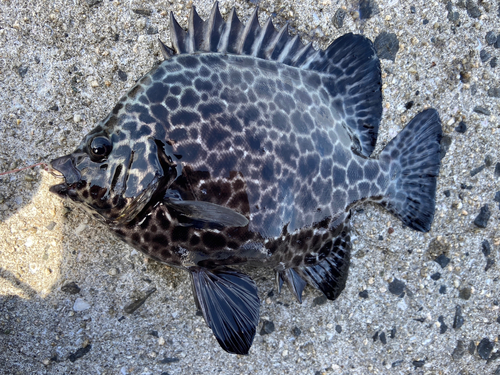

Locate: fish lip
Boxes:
[48,155,81,196]
[50,155,81,183]
[49,182,69,197]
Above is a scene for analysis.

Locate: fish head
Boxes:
[49,113,178,224]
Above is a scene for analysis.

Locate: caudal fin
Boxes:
[379,109,442,232]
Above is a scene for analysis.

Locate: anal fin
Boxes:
[276,268,307,303]
[189,267,260,355]
[297,232,351,301]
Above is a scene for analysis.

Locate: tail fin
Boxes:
[379,109,442,232]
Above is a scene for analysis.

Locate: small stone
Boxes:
[146,26,158,35]
[90,80,99,88]
[410,6,416,13]
[372,331,379,342]
[495,163,500,177]
[46,221,56,231]
[61,282,81,295]
[430,272,441,281]
[358,0,380,20]
[158,337,165,346]
[473,106,491,115]
[495,192,500,202]
[448,11,459,22]
[470,165,485,177]
[73,114,82,123]
[439,285,447,294]
[312,295,328,307]
[124,288,156,314]
[159,357,180,364]
[68,345,92,362]
[485,155,494,167]
[374,32,399,62]
[459,287,471,300]
[443,190,451,197]
[466,0,481,18]
[438,316,448,334]
[482,240,491,257]
[149,330,159,337]
[335,324,342,333]
[388,278,405,296]
[412,359,425,368]
[260,320,275,335]
[470,83,477,96]
[480,49,491,63]
[392,359,403,367]
[440,135,452,160]
[485,258,495,272]
[380,331,387,344]
[292,327,301,337]
[452,340,466,360]
[486,31,498,45]
[390,327,396,338]
[86,0,101,6]
[453,306,464,329]
[434,254,451,268]
[117,69,128,82]
[455,121,467,133]
[359,290,369,299]
[468,340,476,355]
[108,268,118,276]
[18,66,29,78]
[491,57,498,68]
[49,105,59,111]
[332,9,346,29]
[474,205,491,228]
[477,338,493,360]
[73,298,90,311]
[488,88,500,98]
[133,8,152,16]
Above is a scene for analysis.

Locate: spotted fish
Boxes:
[49,4,442,354]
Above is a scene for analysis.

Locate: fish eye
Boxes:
[89,135,112,161]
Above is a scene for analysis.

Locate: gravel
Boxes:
[1,1,499,374]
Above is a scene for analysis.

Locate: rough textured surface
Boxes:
[0,1,499,374]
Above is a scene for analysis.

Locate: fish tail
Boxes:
[378,109,442,232]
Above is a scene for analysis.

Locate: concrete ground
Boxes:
[1,0,499,374]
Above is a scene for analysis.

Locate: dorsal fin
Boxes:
[162,4,382,157]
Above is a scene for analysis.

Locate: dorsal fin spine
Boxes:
[187,6,204,53]
[158,38,174,59]
[203,2,225,52]
[277,35,301,63]
[169,12,186,54]
[252,17,277,58]
[238,7,261,54]
[218,8,242,53]
[266,24,290,59]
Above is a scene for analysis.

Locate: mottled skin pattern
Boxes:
[55,53,387,273]
[49,4,442,354]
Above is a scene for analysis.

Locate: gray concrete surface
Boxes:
[1,0,499,374]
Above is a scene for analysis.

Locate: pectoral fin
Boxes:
[189,267,260,355]
[165,199,249,227]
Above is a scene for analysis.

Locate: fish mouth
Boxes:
[48,155,81,197]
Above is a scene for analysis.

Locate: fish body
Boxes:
[50,4,442,354]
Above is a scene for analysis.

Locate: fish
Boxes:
[49,3,442,355]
